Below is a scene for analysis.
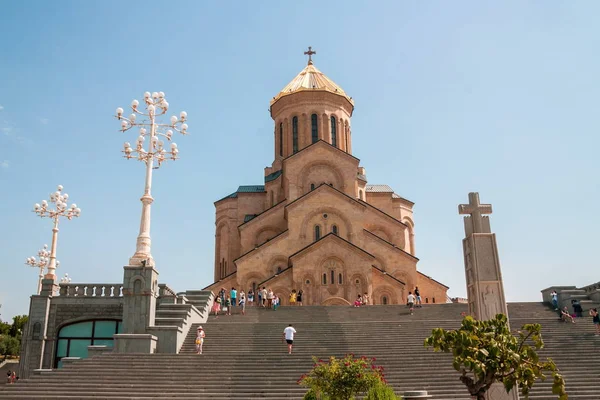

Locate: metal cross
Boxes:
[304,46,316,65]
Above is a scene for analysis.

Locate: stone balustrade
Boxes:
[58,283,123,297]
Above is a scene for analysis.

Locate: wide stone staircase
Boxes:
[1,302,598,399]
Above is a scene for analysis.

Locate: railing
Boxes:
[158,284,177,298]
[59,283,123,297]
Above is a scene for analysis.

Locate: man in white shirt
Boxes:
[407,291,416,315]
[282,324,297,354]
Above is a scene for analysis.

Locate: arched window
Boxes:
[382,296,388,305]
[331,270,335,285]
[432,297,436,304]
[314,225,321,241]
[311,183,315,190]
[322,273,327,285]
[425,298,429,304]
[338,273,343,284]
[330,116,337,147]
[359,190,363,200]
[55,320,122,368]
[292,116,299,153]
[311,114,318,143]
[276,266,282,274]
[332,225,338,235]
[279,122,283,156]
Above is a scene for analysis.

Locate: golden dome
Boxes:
[270,62,353,106]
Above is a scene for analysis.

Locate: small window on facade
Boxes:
[338,273,343,284]
[432,297,436,304]
[331,270,335,285]
[315,225,321,241]
[382,296,388,305]
[276,266,282,274]
[279,122,283,156]
[292,116,299,153]
[322,273,327,285]
[332,225,338,235]
[305,279,310,284]
[345,125,349,151]
[355,279,360,284]
[359,190,363,200]
[311,114,318,143]
[425,298,429,304]
[311,183,315,190]
[331,116,337,147]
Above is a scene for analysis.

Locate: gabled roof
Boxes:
[363,229,419,261]
[372,265,406,286]
[283,139,360,163]
[234,230,289,264]
[289,233,375,262]
[418,271,450,289]
[238,199,286,229]
[285,183,408,229]
[257,266,293,287]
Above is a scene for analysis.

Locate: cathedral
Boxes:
[206,50,449,305]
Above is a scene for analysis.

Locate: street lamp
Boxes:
[60,273,72,284]
[115,91,189,267]
[33,185,81,280]
[25,244,60,294]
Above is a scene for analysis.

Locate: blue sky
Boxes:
[1,2,598,320]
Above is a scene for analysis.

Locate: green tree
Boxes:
[10,315,28,337]
[0,322,10,336]
[424,314,567,400]
[0,335,20,359]
[298,354,397,400]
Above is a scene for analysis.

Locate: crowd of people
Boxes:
[211,287,306,317]
[210,286,426,316]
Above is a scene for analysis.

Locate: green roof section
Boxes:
[216,185,265,204]
[237,185,265,193]
[264,170,282,183]
[244,214,258,223]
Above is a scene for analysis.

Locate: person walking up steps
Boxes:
[282,324,297,354]
[590,308,600,335]
[407,292,416,315]
[239,290,246,316]
[414,286,422,308]
[195,326,205,354]
[230,287,237,308]
[297,290,303,306]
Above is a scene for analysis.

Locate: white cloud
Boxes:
[40,118,49,125]
[1,160,9,168]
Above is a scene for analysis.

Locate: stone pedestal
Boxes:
[19,279,57,379]
[114,265,159,353]
[459,193,518,400]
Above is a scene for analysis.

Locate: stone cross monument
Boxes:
[459,192,519,400]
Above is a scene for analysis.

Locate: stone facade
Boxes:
[207,60,449,305]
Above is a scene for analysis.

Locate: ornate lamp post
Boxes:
[33,185,81,280]
[60,273,72,284]
[25,244,60,294]
[115,91,188,267]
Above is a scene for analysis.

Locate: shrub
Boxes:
[365,381,403,400]
[298,354,395,400]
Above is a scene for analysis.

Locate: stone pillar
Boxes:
[19,279,56,378]
[459,192,519,400]
[113,265,159,353]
